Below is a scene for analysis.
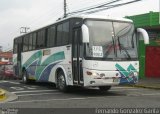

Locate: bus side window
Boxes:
[29,34,33,50]
[32,33,37,50]
[23,35,29,52]
[56,21,70,46]
[62,21,69,45]
[56,24,63,46]
[37,30,45,48]
[47,26,56,47]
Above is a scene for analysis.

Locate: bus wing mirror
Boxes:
[82,24,89,43]
[137,28,149,44]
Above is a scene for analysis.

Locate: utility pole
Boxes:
[64,0,67,18]
[20,27,30,34]
[0,46,2,52]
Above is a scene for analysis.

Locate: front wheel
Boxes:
[57,71,68,92]
[99,86,111,91]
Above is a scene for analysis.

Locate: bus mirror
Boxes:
[137,28,149,44]
[82,24,89,43]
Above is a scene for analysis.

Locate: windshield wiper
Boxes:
[117,36,131,59]
[103,35,116,57]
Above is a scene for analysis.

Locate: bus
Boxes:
[13,15,149,92]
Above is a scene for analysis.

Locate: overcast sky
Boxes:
[0,0,159,50]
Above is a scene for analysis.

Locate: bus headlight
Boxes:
[86,71,99,76]
[86,71,92,75]
[93,72,98,76]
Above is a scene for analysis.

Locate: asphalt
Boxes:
[0,77,160,103]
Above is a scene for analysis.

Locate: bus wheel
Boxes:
[22,70,29,84]
[99,86,111,91]
[57,71,68,92]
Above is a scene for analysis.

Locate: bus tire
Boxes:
[57,71,68,92]
[99,86,111,91]
[22,70,29,84]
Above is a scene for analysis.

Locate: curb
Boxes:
[127,84,160,90]
[134,85,160,90]
[0,89,18,103]
[0,89,6,101]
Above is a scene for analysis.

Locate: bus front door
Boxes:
[72,28,83,85]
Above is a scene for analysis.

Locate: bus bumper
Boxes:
[83,69,138,87]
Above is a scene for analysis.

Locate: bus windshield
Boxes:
[84,20,138,60]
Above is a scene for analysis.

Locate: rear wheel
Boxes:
[99,86,111,91]
[22,70,29,84]
[57,71,68,92]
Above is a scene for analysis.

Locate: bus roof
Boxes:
[14,15,133,39]
[69,15,133,23]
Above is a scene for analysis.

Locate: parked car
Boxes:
[1,64,17,80]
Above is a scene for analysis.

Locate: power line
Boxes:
[28,9,64,27]
[67,0,121,15]
[67,0,142,16]
[67,0,106,12]
[26,1,64,28]
[22,0,142,32]
[25,0,120,29]
[86,0,142,14]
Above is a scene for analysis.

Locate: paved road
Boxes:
[0,80,160,113]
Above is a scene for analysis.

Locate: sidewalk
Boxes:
[132,78,160,89]
[0,89,6,101]
[0,88,17,103]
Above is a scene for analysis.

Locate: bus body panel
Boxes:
[13,45,73,85]
[83,60,139,86]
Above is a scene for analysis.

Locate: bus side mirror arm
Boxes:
[137,28,149,44]
[82,24,89,43]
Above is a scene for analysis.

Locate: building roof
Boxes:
[126,11,160,28]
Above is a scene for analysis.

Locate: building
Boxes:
[127,11,160,78]
[0,50,13,65]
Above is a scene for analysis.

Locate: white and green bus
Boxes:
[13,15,149,92]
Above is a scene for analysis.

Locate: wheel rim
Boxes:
[58,74,65,90]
